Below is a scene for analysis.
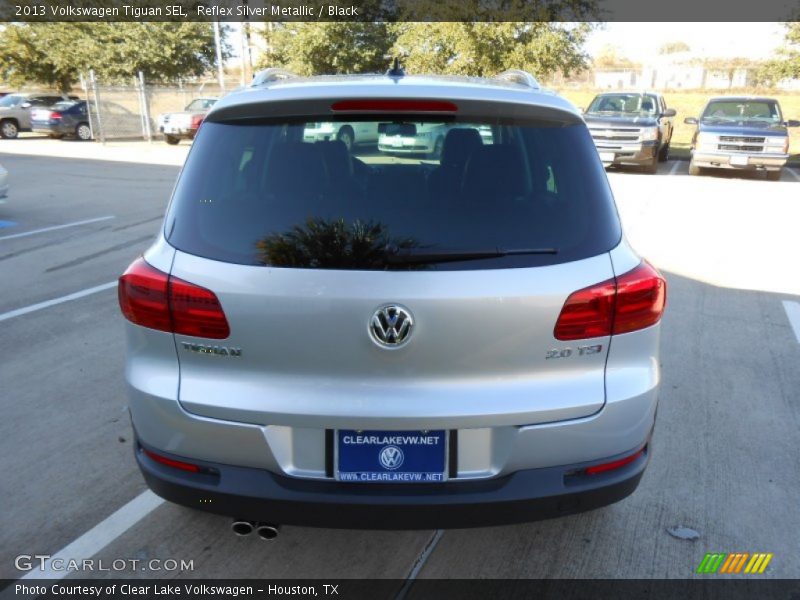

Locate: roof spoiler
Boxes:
[495,69,540,90]
[251,68,299,88]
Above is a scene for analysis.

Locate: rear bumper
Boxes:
[691,151,788,171]
[135,436,650,529]
[593,140,658,166]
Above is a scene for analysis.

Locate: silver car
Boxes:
[119,68,665,533]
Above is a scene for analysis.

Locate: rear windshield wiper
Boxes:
[385,247,559,265]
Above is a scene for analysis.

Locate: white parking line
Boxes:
[787,168,800,182]
[0,281,117,322]
[668,161,681,176]
[783,301,800,344]
[21,491,164,580]
[0,215,115,241]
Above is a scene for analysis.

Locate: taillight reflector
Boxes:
[554,261,666,341]
[118,257,230,339]
[142,448,200,473]
[331,99,458,113]
[585,448,645,475]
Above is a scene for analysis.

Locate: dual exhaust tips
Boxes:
[232,519,280,540]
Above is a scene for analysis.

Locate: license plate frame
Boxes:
[335,430,448,484]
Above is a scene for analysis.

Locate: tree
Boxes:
[392,22,595,79]
[757,22,800,86]
[0,23,226,92]
[257,23,395,75]
[593,44,637,69]
[658,41,691,55]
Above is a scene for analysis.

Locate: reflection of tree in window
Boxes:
[255,218,420,269]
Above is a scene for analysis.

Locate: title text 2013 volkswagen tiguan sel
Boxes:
[118,68,666,533]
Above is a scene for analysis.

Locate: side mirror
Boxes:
[786,119,800,128]
[684,117,698,125]
[662,108,677,117]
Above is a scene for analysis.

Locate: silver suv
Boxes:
[119,68,666,532]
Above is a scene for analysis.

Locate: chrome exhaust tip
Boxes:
[231,519,255,536]
[254,523,280,540]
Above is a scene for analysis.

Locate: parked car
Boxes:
[303,120,379,150]
[157,97,218,145]
[31,100,144,141]
[685,96,799,180]
[0,93,78,139]
[0,163,8,199]
[30,100,93,140]
[377,122,452,158]
[582,91,676,173]
[119,67,665,532]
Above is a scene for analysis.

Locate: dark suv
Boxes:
[583,91,676,173]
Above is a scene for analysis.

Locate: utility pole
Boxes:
[213,21,225,92]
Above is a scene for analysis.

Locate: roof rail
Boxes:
[250,68,299,88]
[495,69,540,90]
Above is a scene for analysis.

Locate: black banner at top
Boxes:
[1,0,799,22]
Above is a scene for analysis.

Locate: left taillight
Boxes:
[50,111,62,120]
[118,257,230,339]
[554,261,666,341]
[190,114,204,130]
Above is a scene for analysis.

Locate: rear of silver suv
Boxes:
[119,71,665,530]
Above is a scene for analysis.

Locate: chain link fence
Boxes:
[79,72,236,143]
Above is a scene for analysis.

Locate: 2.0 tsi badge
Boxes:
[369,305,414,348]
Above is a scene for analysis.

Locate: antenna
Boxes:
[386,57,406,78]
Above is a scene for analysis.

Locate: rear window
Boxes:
[165,116,620,270]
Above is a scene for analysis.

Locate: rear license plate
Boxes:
[730,155,749,166]
[599,151,615,162]
[336,430,447,483]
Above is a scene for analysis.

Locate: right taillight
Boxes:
[118,257,230,339]
[554,261,666,341]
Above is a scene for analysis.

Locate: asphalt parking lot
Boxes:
[1,144,799,587]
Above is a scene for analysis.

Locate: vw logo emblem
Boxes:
[369,304,414,348]
[379,445,404,470]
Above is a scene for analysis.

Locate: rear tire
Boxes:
[165,135,180,145]
[75,123,92,141]
[688,160,702,176]
[0,120,19,139]
[766,169,782,181]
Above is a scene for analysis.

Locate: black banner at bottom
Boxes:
[2,579,800,600]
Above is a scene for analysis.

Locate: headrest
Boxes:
[440,128,483,168]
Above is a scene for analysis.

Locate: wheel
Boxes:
[688,160,702,176]
[75,123,92,141]
[766,169,782,181]
[430,136,444,160]
[658,141,670,162]
[336,127,354,151]
[165,135,180,145]
[0,120,19,139]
